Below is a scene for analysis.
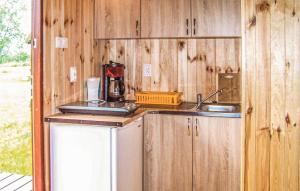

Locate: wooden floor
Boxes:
[0,172,32,191]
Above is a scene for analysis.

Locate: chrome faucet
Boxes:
[197,88,225,109]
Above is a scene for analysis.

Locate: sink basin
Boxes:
[200,104,238,112]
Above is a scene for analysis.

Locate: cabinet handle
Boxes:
[136,20,139,36]
[187,118,191,136]
[193,18,196,35]
[195,118,199,136]
[186,19,189,36]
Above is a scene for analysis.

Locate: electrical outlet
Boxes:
[69,67,77,82]
[55,37,69,49]
[143,64,152,77]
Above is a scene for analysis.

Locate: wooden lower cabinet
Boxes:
[193,116,241,191]
[144,114,241,191]
[144,114,193,191]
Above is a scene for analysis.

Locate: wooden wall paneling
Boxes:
[242,0,260,190]
[74,0,83,101]
[150,40,160,91]
[243,0,300,189]
[284,0,300,190]
[177,40,188,101]
[125,40,142,100]
[285,127,300,191]
[116,40,126,63]
[99,40,111,64]
[159,40,169,91]
[141,0,191,38]
[216,39,241,103]
[235,39,242,72]
[141,40,151,91]
[55,0,65,109]
[71,0,80,101]
[108,40,117,61]
[192,0,241,37]
[92,40,100,79]
[64,0,73,104]
[94,40,110,77]
[114,40,126,97]
[255,0,271,130]
[216,39,241,74]
[134,40,143,95]
[255,129,271,190]
[141,39,179,93]
[187,39,197,102]
[82,0,95,99]
[196,39,216,100]
[95,38,241,102]
[43,0,96,115]
[43,0,53,117]
[159,40,178,92]
[240,0,248,184]
[92,39,105,85]
[92,41,101,78]
[270,0,286,190]
[254,0,271,190]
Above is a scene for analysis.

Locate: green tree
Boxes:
[0,0,27,63]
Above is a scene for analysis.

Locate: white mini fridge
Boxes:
[50,118,143,191]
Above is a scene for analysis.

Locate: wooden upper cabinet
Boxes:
[193,116,241,191]
[144,114,193,191]
[94,0,141,39]
[191,0,241,37]
[141,0,191,38]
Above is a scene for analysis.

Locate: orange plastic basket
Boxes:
[135,91,183,105]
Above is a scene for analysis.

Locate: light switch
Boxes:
[55,37,69,49]
[143,64,152,77]
[69,67,77,82]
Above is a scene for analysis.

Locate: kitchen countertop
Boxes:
[45,102,241,127]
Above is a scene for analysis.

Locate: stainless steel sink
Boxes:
[200,104,237,112]
[196,103,241,118]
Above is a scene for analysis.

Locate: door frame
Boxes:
[32,0,44,190]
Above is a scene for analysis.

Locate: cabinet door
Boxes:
[191,0,241,37]
[141,0,191,38]
[95,0,140,39]
[144,114,193,191]
[193,117,241,191]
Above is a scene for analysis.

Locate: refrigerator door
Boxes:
[50,123,112,191]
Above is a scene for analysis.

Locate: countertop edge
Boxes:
[45,107,241,127]
[45,117,125,127]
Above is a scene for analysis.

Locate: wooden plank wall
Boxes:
[95,38,241,102]
[242,0,300,190]
[43,0,96,117]
[43,0,95,190]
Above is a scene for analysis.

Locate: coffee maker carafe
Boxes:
[102,61,125,102]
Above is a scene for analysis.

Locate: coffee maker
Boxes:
[102,61,125,102]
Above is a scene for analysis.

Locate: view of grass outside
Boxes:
[0,0,32,175]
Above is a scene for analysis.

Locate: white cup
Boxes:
[87,77,100,101]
